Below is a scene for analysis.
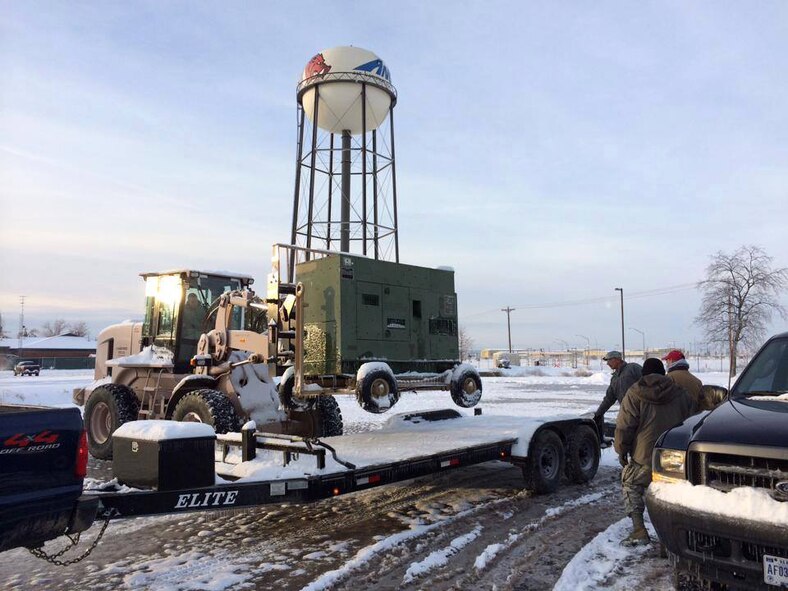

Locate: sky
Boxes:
[1,1,787,352]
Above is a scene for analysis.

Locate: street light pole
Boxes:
[629,327,645,358]
[614,288,625,360]
[501,307,515,353]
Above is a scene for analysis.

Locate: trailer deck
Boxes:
[89,410,599,521]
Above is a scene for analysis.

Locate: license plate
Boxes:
[764,554,788,586]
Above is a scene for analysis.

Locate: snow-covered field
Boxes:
[0,368,731,590]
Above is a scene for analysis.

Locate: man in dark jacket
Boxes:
[593,351,642,435]
[662,349,704,411]
[614,358,694,545]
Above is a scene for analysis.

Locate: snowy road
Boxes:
[0,368,727,590]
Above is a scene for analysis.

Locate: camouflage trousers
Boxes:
[621,461,652,515]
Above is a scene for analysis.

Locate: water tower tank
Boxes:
[299,46,395,135]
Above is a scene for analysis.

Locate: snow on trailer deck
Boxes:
[92,412,587,519]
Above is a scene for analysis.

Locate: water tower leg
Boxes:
[341,130,352,253]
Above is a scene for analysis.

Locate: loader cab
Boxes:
[140,270,253,373]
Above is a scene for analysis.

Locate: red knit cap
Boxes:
[662,350,685,363]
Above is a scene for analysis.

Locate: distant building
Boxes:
[0,333,97,370]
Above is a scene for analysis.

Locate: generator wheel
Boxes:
[172,389,238,433]
[278,373,314,411]
[316,395,343,437]
[450,367,483,408]
[84,384,140,460]
[565,424,600,484]
[356,369,400,414]
[522,429,565,494]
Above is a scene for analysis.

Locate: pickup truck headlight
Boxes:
[652,448,687,483]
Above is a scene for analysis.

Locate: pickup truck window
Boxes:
[732,336,788,397]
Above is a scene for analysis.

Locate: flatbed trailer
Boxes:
[87,410,602,522]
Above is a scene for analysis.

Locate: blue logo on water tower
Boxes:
[354,59,390,81]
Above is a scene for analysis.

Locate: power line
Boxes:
[462,282,698,319]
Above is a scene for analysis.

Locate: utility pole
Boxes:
[18,295,26,358]
[501,307,515,353]
[614,288,625,360]
[629,327,645,358]
[576,334,590,366]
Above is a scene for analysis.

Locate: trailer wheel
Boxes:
[523,429,565,494]
[450,367,482,408]
[172,389,238,433]
[565,425,600,484]
[278,373,314,411]
[317,395,343,437]
[356,369,400,414]
[85,384,140,460]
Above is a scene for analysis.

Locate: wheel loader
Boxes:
[76,245,482,459]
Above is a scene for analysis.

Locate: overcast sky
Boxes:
[1,2,786,353]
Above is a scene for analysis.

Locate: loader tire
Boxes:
[85,384,140,460]
[356,369,399,414]
[450,367,483,408]
[172,389,239,433]
[316,395,343,437]
[522,429,565,494]
[565,424,600,484]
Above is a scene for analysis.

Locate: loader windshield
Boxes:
[142,272,248,372]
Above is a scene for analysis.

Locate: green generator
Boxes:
[296,254,460,377]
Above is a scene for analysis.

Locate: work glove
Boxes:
[618,451,629,467]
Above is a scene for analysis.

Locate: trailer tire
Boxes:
[565,425,600,484]
[172,389,238,433]
[450,367,483,408]
[278,373,314,411]
[85,384,140,460]
[317,395,343,437]
[356,369,400,414]
[522,429,565,494]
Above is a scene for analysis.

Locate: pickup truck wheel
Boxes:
[565,425,600,483]
[522,429,565,494]
[317,395,343,437]
[85,384,140,460]
[450,367,483,408]
[278,373,314,411]
[172,389,238,433]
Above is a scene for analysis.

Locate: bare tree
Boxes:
[459,325,475,361]
[0,312,7,339]
[696,245,787,377]
[41,319,69,337]
[69,321,90,338]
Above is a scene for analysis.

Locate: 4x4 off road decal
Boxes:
[1,430,62,454]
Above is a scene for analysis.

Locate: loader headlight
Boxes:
[652,448,687,483]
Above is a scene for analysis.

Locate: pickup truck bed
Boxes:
[0,405,96,553]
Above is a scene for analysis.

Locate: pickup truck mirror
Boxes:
[699,384,728,411]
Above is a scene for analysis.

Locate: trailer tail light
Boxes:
[75,430,89,479]
[332,487,341,496]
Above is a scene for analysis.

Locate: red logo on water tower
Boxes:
[305,53,331,78]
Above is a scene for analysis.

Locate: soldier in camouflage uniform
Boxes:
[615,358,693,545]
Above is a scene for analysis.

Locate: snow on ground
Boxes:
[553,517,659,590]
[0,367,732,590]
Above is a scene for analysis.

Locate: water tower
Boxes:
[289,46,399,278]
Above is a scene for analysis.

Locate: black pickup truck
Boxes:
[0,405,97,553]
[13,361,41,377]
[647,332,788,590]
